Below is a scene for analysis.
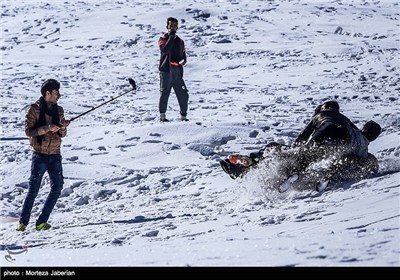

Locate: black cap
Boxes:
[41,79,60,96]
[361,120,381,142]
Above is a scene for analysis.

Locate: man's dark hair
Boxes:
[41,79,60,97]
[167,17,178,25]
[322,100,339,111]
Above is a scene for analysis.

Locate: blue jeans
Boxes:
[19,152,64,226]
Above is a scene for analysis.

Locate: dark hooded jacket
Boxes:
[158,33,186,73]
[294,110,369,158]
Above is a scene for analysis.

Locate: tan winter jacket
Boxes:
[25,98,67,155]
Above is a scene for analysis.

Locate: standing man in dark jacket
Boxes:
[158,17,189,122]
[16,79,70,231]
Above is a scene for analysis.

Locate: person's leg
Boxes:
[37,154,63,225]
[329,153,378,182]
[19,153,47,226]
[159,72,172,119]
[171,68,189,118]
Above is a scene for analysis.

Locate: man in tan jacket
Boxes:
[17,79,70,231]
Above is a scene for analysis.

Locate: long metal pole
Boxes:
[70,78,136,122]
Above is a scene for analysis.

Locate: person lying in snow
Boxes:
[220,100,382,192]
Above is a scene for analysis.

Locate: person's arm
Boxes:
[25,105,49,137]
[313,104,322,116]
[180,41,187,66]
[293,119,316,146]
[159,33,175,54]
[293,106,322,146]
[57,107,69,137]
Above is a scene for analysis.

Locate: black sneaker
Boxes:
[160,113,169,122]
[220,159,248,179]
[220,160,238,179]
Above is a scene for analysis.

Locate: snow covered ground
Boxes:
[1,0,399,267]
